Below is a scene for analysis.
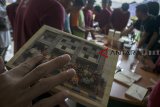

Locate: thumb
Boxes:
[0,56,5,74]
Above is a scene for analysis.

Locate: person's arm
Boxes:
[141,19,157,49]
[122,12,130,30]
[110,10,116,29]
[120,25,134,36]
[40,5,65,30]
[146,32,159,50]
[137,32,148,48]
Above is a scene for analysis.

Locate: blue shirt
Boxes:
[64,13,71,33]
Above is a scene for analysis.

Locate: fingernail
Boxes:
[61,54,71,60]
[67,69,76,75]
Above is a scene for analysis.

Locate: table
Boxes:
[109,47,160,107]
[93,34,160,106]
[110,56,160,107]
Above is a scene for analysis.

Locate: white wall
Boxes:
[6,0,16,3]
[96,0,144,4]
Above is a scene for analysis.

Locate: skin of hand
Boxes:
[0,54,76,107]
[120,26,134,37]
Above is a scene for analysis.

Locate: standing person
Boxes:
[94,5,102,24]
[111,3,130,32]
[149,15,160,63]
[64,7,72,33]
[141,15,160,71]
[6,0,21,28]
[121,4,158,50]
[14,0,74,53]
[0,0,11,59]
[83,0,96,40]
[98,0,112,34]
[70,0,86,38]
[106,0,112,13]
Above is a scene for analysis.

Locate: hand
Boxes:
[0,54,75,107]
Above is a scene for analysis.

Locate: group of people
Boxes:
[121,3,160,71]
[0,0,160,107]
[121,3,160,107]
[3,0,131,53]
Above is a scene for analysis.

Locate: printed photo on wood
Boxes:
[7,25,118,107]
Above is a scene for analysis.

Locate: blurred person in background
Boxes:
[141,15,160,71]
[70,0,86,38]
[106,0,112,13]
[64,5,72,33]
[0,0,11,59]
[83,0,96,40]
[97,0,111,34]
[13,0,74,53]
[111,3,130,32]
[121,4,158,51]
[147,1,159,16]
[142,56,160,73]
[149,14,160,63]
[93,5,102,25]
[6,0,21,29]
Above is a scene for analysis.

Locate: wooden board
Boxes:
[6,25,118,107]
